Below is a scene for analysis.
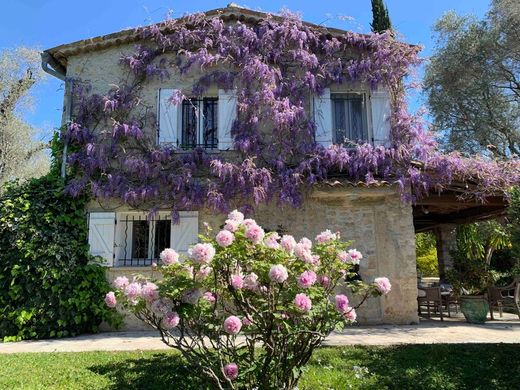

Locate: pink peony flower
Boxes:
[224,219,239,232]
[162,311,180,328]
[151,298,173,315]
[264,232,280,249]
[347,249,363,264]
[281,235,297,253]
[315,229,337,243]
[242,218,257,228]
[299,237,312,250]
[160,248,179,265]
[196,265,212,280]
[294,293,312,312]
[343,307,357,322]
[294,243,315,264]
[224,363,239,380]
[202,291,216,303]
[151,262,158,270]
[182,288,203,304]
[216,230,235,247]
[223,315,242,334]
[374,277,391,294]
[335,294,350,313]
[113,276,129,290]
[124,282,142,299]
[141,282,159,301]
[243,273,259,290]
[298,270,317,288]
[269,264,288,283]
[230,274,244,289]
[245,224,265,244]
[227,209,244,223]
[188,243,216,264]
[242,315,253,326]
[318,275,331,287]
[105,292,117,308]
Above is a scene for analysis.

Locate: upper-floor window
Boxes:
[158,88,237,151]
[331,93,368,143]
[180,97,218,149]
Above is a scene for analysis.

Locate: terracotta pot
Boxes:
[460,296,489,324]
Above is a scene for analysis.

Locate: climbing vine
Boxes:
[63,11,519,219]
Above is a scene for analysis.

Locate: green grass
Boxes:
[1,344,519,389]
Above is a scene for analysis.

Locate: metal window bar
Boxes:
[180,97,218,150]
[117,214,172,267]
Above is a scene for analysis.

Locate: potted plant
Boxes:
[447,222,510,323]
[448,256,493,323]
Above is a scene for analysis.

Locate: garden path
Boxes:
[1,315,518,354]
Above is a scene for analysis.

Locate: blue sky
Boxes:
[1,0,490,136]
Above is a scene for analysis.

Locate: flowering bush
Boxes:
[106,210,390,389]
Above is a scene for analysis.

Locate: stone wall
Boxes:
[103,185,419,330]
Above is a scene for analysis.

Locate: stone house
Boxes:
[41,5,508,329]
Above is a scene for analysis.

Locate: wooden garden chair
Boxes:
[418,286,444,321]
[488,277,520,320]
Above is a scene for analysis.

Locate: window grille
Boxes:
[180,97,218,149]
[117,214,172,267]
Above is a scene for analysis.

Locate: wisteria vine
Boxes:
[63,11,520,220]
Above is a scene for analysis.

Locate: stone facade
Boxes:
[103,185,419,330]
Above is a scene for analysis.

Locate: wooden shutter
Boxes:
[217,89,237,150]
[88,212,115,266]
[170,212,199,254]
[371,89,391,146]
[312,88,333,147]
[158,88,179,145]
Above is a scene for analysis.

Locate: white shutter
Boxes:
[158,88,180,145]
[371,89,391,146]
[312,88,333,147]
[170,212,199,254]
[88,212,115,266]
[218,89,237,150]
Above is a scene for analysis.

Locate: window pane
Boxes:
[203,98,218,148]
[154,219,172,259]
[333,99,346,144]
[348,97,366,141]
[181,100,198,149]
[332,94,367,143]
[131,220,149,259]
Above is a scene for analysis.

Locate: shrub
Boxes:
[415,232,438,277]
[0,175,119,341]
[108,210,390,389]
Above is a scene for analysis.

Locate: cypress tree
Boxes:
[370,0,392,33]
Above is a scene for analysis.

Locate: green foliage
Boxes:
[0,173,120,341]
[370,0,392,33]
[415,232,438,277]
[424,0,520,156]
[1,345,519,389]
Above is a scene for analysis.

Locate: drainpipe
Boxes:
[41,52,70,178]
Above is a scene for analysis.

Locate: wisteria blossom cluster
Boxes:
[105,210,390,389]
[61,10,519,217]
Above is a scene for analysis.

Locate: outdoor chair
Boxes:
[418,286,444,321]
[488,277,520,320]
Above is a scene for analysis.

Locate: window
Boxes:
[118,215,172,267]
[331,93,368,143]
[180,97,218,149]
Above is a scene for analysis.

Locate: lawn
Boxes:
[1,344,519,389]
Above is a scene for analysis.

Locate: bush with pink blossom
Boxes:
[106,210,390,389]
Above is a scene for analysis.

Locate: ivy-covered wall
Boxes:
[0,173,120,341]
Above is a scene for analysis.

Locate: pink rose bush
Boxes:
[106,211,390,389]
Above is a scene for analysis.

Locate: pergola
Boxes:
[413,187,508,280]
